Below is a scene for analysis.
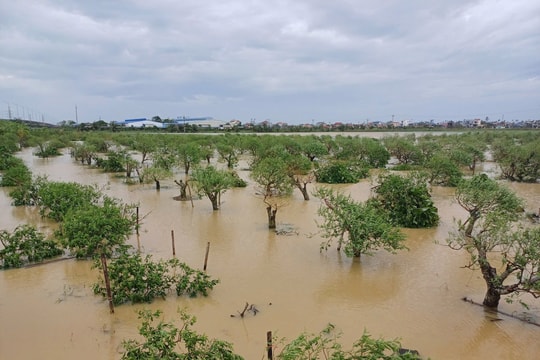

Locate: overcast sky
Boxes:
[1,0,539,124]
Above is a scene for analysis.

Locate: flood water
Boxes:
[1,140,540,360]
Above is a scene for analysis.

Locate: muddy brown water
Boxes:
[1,141,540,360]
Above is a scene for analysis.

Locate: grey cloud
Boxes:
[0,0,538,123]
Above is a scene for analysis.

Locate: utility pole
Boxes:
[75,105,78,123]
[7,104,12,119]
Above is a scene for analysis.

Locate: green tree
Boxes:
[315,161,368,184]
[276,324,421,360]
[383,134,422,166]
[315,187,406,258]
[424,153,463,187]
[190,165,235,210]
[0,121,21,152]
[447,174,540,308]
[57,197,136,258]
[0,156,32,187]
[94,149,127,172]
[71,143,97,165]
[415,136,442,166]
[84,132,112,153]
[36,180,101,222]
[334,136,390,168]
[251,156,293,229]
[216,135,240,169]
[137,164,172,190]
[130,134,158,164]
[298,135,329,161]
[151,144,177,171]
[93,253,219,305]
[0,225,63,269]
[454,138,486,175]
[372,173,439,228]
[175,142,202,174]
[493,139,540,182]
[15,125,30,150]
[34,139,63,158]
[286,154,315,200]
[121,309,244,360]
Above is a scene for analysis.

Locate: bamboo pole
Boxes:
[171,230,176,256]
[101,253,114,314]
[186,177,194,208]
[203,242,210,271]
[136,206,140,235]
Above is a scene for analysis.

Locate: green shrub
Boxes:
[315,161,368,183]
[93,252,219,305]
[276,323,421,359]
[95,151,127,172]
[0,225,63,269]
[0,163,32,187]
[372,173,439,228]
[121,309,243,360]
[58,197,135,258]
[37,180,101,221]
[425,154,463,186]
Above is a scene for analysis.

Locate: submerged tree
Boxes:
[57,197,136,258]
[251,156,293,229]
[372,172,439,228]
[190,165,234,210]
[447,174,540,308]
[121,309,244,360]
[314,187,406,258]
[35,180,102,222]
[0,225,63,269]
[174,178,190,201]
[136,164,172,190]
[175,141,202,174]
[93,253,219,305]
[275,323,421,360]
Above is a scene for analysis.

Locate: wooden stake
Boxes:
[136,206,140,235]
[101,253,114,314]
[187,182,194,208]
[171,230,176,256]
[267,331,273,360]
[203,242,210,271]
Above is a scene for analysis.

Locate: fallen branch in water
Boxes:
[461,297,540,327]
[230,302,259,318]
[23,255,76,268]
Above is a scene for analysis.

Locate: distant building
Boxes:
[121,118,164,128]
[175,117,227,128]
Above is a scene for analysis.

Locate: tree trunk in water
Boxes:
[210,194,219,210]
[174,180,188,200]
[154,179,160,191]
[266,206,277,229]
[299,184,310,201]
[479,252,501,308]
[483,287,501,308]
